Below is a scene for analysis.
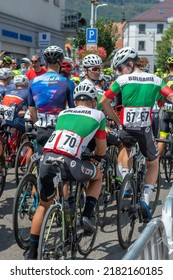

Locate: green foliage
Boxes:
[72,18,118,61]
[155,23,173,72]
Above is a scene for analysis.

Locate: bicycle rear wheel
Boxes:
[162,137,173,182]
[13,173,38,249]
[117,174,136,249]
[37,203,67,260]
[14,141,34,186]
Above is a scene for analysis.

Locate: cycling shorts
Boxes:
[36,126,54,155]
[159,111,173,138]
[38,152,97,202]
[119,126,158,161]
[151,111,160,138]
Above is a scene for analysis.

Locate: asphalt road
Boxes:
[0,167,172,260]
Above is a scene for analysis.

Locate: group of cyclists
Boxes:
[1,44,173,260]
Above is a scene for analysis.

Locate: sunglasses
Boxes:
[117,62,130,72]
[87,67,101,73]
[31,60,38,63]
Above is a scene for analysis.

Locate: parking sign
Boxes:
[86,28,98,45]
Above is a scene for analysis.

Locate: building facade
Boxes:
[123,0,173,72]
[0,0,66,60]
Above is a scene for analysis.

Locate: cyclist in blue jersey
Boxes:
[60,61,75,106]
[1,75,29,132]
[0,68,13,99]
[28,45,74,155]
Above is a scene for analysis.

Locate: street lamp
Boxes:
[95,4,108,23]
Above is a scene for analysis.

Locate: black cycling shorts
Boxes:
[119,126,158,161]
[36,126,54,155]
[38,152,97,202]
[159,111,173,134]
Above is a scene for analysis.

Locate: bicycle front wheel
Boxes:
[117,174,136,249]
[13,173,38,249]
[0,155,7,198]
[38,203,66,260]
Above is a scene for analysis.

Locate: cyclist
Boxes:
[25,81,106,259]
[1,74,29,132]
[0,68,13,99]
[60,61,75,107]
[20,57,31,75]
[28,45,74,156]
[26,54,47,80]
[100,47,173,220]
[158,56,173,156]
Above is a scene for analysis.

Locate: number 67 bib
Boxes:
[123,107,151,128]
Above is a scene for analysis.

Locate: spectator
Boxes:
[26,55,47,80]
[20,58,31,75]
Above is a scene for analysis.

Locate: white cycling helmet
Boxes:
[82,54,102,68]
[14,75,29,86]
[112,47,138,69]
[0,68,13,79]
[20,57,31,65]
[74,80,98,100]
[44,45,64,63]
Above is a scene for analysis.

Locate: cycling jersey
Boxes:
[164,74,173,90]
[28,71,74,128]
[105,71,170,127]
[1,88,28,131]
[43,105,106,158]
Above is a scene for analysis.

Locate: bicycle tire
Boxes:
[149,162,161,215]
[77,199,98,257]
[37,203,66,260]
[0,155,7,198]
[13,173,38,250]
[14,141,34,186]
[117,174,136,249]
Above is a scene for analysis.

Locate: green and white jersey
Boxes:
[43,105,106,158]
[105,71,168,128]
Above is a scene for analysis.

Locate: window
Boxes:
[139,24,146,34]
[138,41,145,51]
[157,24,164,34]
[54,0,60,6]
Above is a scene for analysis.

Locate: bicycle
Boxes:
[117,143,160,249]
[13,172,39,250]
[14,128,37,185]
[97,144,122,229]
[37,155,99,260]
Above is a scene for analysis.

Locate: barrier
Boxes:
[122,218,169,260]
[162,185,173,253]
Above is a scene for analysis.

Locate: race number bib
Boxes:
[35,113,58,127]
[47,114,58,127]
[0,105,15,121]
[163,102,173,111]
[123,107,151,128]
[35,113,47,127]
[44,130,82,156]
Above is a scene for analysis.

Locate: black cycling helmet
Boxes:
[44,45,64,63]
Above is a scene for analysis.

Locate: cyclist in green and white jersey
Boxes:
[100,47,173,220]
[25,81,107,259]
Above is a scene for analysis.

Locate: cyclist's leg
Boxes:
[158,112,169,156]
[25,153,56,259]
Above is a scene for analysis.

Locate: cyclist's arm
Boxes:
[28,106,38,123]
[94,116,107,156]
[100,95,120,126]
[160,85,173,103]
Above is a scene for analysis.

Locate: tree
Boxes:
[155,22,173,72]
[72,18,118,61]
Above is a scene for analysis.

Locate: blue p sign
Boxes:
[86,28,98,44]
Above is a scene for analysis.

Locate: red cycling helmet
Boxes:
[61,61,73,73]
